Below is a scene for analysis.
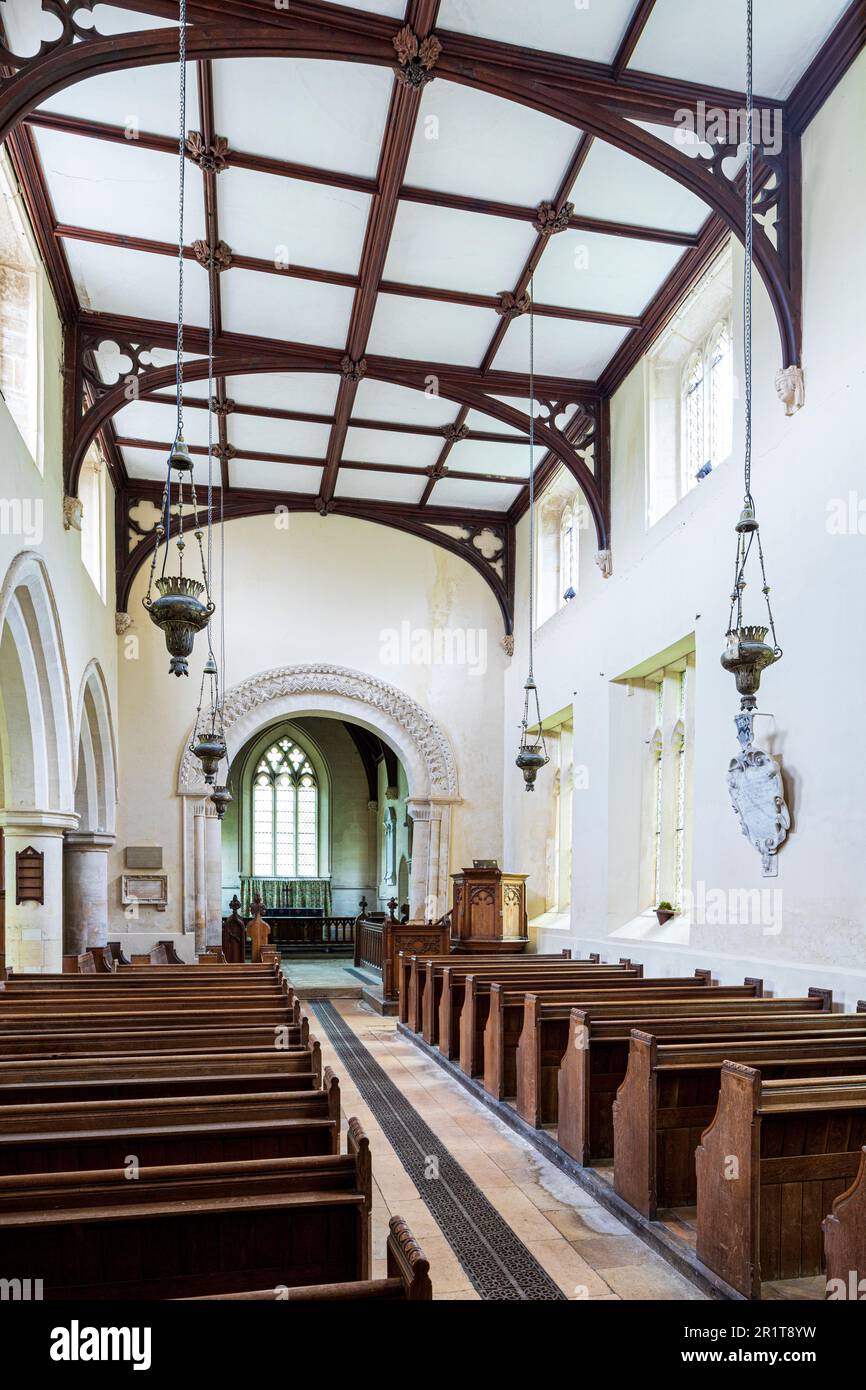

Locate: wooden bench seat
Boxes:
[0,1020,309,1058]
[0,1048,322,1105]
[823,1146,866,1298]
[431,964,639,1055]
[520,991,834,1146]
[614,1032,866,1219]
[475,978,765,1093]
[183,1216,432,1301]
[400,951,584,1032]
[0,1003,297,1034]
[0,989,291,1016]
[0,1072,341,1174]
[0,1120,372,1300]
[695,1065,866,1297]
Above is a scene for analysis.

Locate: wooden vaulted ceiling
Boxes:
[0,0,862,630]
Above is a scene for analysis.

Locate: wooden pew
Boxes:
[419,956,608,1046]
[0,1120,373,1300]
[0,1001,297,1034]
[0,1072,342,1174]
[185,1216,432,1301]
[432,962,637,1056]
[0,1019,310,1059]
[0,987,291,1015]
[477,978,766,1095]
[695,1065,866,1297]
[0,1047,324,1105]
[614,1031,866,1219]
[401,950,582,1033]
[529,991,837,1148]
[823,1147,866,1299]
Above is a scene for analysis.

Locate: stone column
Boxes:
[205,804,223,947]
[193,800,207,956]
[405,799,457,921]
[63,830,114,954]
[1,810,79,973]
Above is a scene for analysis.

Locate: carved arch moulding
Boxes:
[0,4,803,371]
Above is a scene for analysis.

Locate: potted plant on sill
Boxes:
[655,900,677,926]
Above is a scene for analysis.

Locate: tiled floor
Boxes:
[282,954,367,995]
[316,999,708,1301]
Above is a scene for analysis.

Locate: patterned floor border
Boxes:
[312,1000,567,1301]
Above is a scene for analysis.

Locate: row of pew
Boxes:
[0,953,432,1300]
[397,949,866,1299]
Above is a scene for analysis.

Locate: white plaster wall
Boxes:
[504,53,866,1008]
[112,512,505,947]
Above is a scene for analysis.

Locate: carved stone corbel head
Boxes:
[774,365,804,416]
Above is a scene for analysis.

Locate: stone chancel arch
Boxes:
[178,664,460,937]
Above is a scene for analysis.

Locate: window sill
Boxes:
[609,909,691,945]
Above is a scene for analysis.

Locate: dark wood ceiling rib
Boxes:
[52,223,641,327]
[195,59,231,492]
[113,435,527,487]
[421,132,595,511]
[318,0,442,508]
[24,110,696,248]
[612,0,658,80]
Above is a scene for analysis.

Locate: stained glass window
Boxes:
[251,737,318,876]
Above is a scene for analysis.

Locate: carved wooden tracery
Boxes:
[0,0,853,630]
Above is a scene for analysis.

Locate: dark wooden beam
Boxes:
[612,0,657,80]
[787,0,866,134]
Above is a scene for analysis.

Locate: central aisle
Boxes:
[311,999,707,1302]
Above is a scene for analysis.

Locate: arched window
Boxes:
[559,500,578,603]
[681,319,733,487]
[252,736,319,877]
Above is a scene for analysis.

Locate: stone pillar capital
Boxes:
[64,830,115,853]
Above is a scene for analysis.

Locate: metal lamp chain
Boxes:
[743,0,753,508]
[527,274,536,682]
[175,0,187,444]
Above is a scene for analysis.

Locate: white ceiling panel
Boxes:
[212,59,393,179]
[33,128,205,246]
[62,238,210,324]
[318,0,406,14]
[385,202,535,296]
[40,62,200,137]
[463,406,522,437]
[352,378,458,428]
[335,470,426,506]
[404,82,579,205]
[151,376,211,403]
[569,139,710,236]
[367,294,498,367]
[493,315,629,379]
[229,460,322,494]
[343,426,443,469]
[438,0,637,63]
[113,398,211,448]
[429,476,522,511]
[448,439,528,480]
[219,166,370,274]
[629,0,851,99]
[122,446,216,489]
[221,268,354,347]
[225,373,340,415]
[534,230,685,316]
[229,414,331,459]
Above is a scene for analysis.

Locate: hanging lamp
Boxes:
[142,0,215,676]
[720,0,789,873]
[515,278,549,791]
[719,0,782,741]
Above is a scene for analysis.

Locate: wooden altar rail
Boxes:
[355,917,384,974]
[269,917,356,950]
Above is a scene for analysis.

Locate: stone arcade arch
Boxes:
[176,664,460,951]
[0,550,76,971]
[65,659,118,955]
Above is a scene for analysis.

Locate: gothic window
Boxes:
[643,656,694,912]
[0,152,40,467]
[680,318,733,486]
[559,500,578,604]
[252,737,318,877]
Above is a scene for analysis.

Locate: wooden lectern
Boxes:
[450,863,528,954]
[245,893,271,963]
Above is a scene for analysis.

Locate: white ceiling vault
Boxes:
[0,0,855,583]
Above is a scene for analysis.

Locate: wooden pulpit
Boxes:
[450,863,528,954]
[245,894,271,963]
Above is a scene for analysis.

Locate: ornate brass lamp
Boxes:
[210,784,232,820]
[141,0,215,676]
[189,649,226,786]
[719,0,790,877]
[514,281,549,792]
